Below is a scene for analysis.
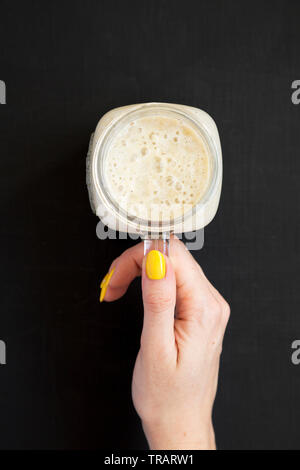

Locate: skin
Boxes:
[102,237,230,450]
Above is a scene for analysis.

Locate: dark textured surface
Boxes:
[0,0,299,450]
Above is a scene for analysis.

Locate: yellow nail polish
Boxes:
[100,268,115,302]
[100,273,109,288]
[100,285,107,303]
[146,250,166,280]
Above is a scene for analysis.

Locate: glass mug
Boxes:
[86,102,222,255]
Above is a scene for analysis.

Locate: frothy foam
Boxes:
[104,115,211,222]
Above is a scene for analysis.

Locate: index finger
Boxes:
[102,241,144,301]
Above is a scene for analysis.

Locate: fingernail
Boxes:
[100,268,115,303]
[146,250,166,280]
[100,273,109,288]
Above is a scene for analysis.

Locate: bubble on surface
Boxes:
[104,115,210,221]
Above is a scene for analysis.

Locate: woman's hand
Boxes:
[100,237,230,450]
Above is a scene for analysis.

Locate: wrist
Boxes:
[142,419,216,450]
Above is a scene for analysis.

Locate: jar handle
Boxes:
[143,232,170,256]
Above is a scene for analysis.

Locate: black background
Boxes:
[0,0,299,450]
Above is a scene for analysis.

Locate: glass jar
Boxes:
[86,102,222,251]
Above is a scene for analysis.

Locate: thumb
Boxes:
[141,250,176,354]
